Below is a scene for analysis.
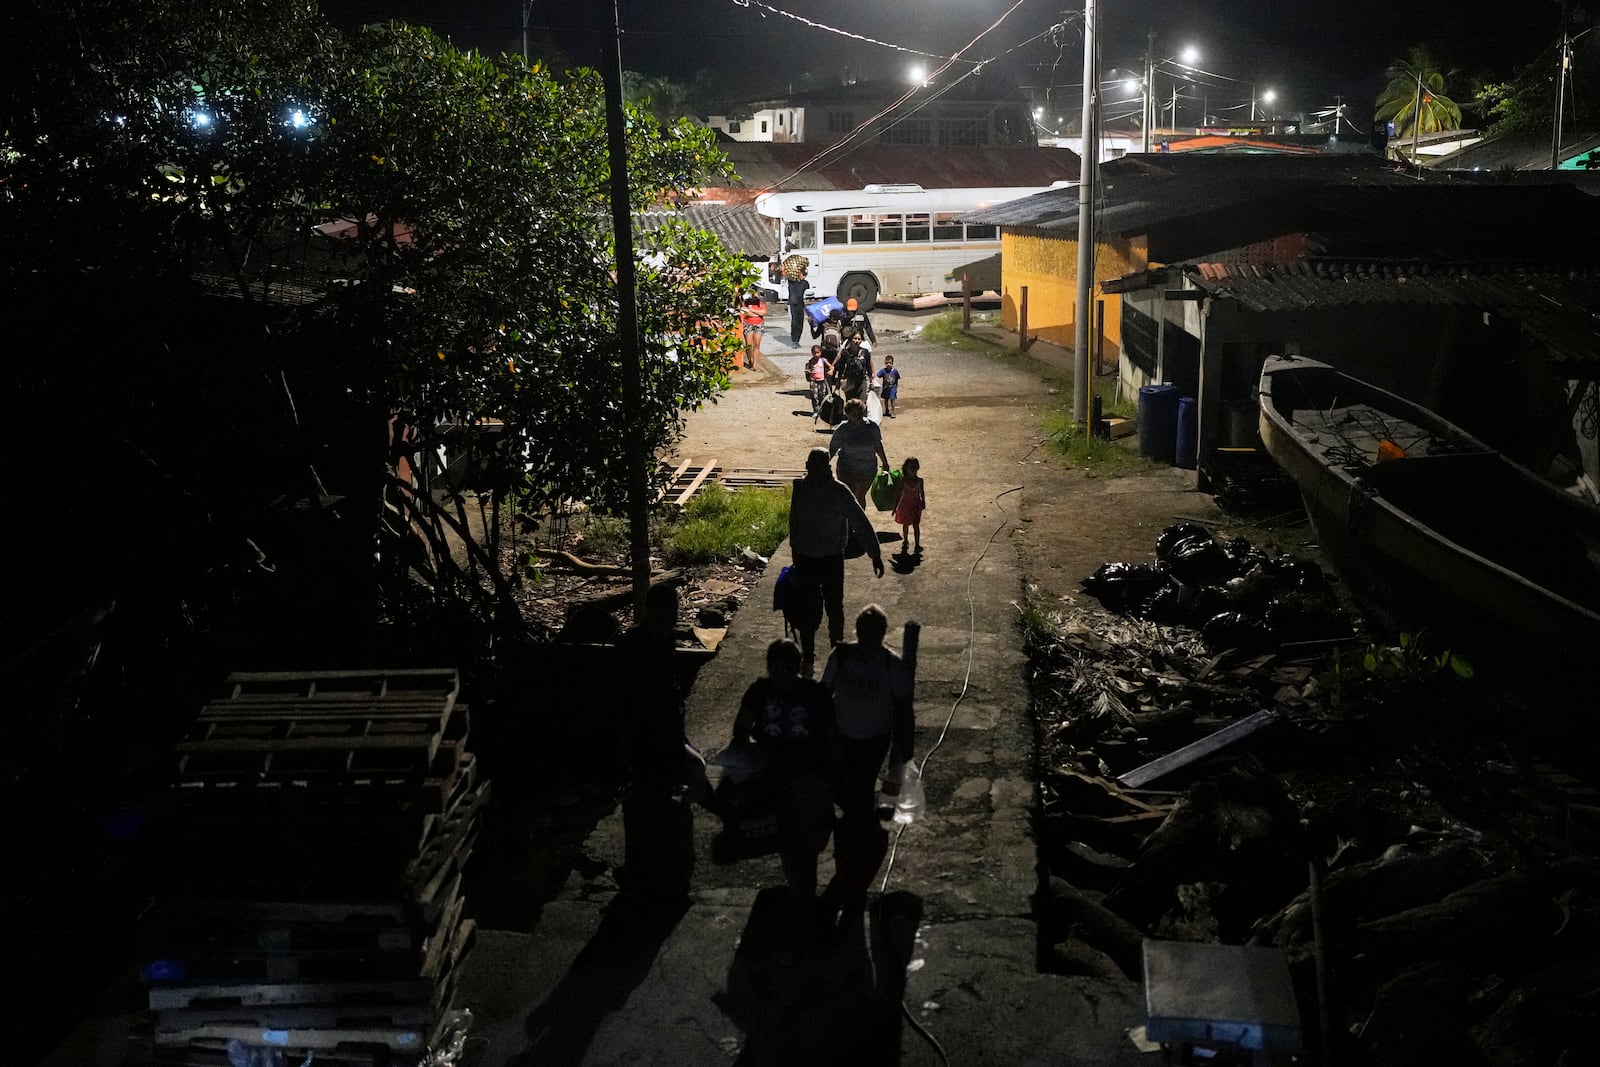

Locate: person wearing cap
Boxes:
[843,298,876,345]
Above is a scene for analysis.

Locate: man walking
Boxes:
[788,447,884,675]
[785,259,810,346]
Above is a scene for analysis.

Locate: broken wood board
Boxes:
[1116,708,1281,789]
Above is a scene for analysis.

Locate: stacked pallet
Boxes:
[133,669,485,1066]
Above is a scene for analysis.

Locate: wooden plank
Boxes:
[151,1021,427,1052]
[672,459,717,506]
[147,976,438,1012]
[1116,708,1282,789]
[656,458,694,502]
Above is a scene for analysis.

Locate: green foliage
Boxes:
[1376,46,1463,138]
[919,310,1004,352]
[577,513,630,559]
[1041,380,1151,475]
[1317,631,1475,711]
[1,0,752,642]
[662,484,791,565]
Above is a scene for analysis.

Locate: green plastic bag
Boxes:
[869,468,902,512]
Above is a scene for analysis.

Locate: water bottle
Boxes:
[890,759,925,825]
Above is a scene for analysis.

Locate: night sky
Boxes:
[320,1,1575,123]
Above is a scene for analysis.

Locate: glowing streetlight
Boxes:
[908,64,925,85]
[290,109,309,129]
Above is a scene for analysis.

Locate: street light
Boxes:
[908,64,925,85]
[1252,88,1275,122]
[1141,34,1200,151]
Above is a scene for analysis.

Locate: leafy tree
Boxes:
[1376,46,1464,137]
[2,0,749,654]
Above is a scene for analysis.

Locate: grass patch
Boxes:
[575,512,629,558]
[662,483,792,565]
[919,309,1009,353]
[1041,378,1157,476]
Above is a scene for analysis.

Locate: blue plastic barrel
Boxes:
[1137,384,1180,462]
[1175,396,1198,469]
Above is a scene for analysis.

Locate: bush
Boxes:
[662,484,791,565]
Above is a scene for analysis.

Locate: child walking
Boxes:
[876,354,901,417]
[894,456,926,553]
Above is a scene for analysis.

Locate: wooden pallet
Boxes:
[660,460,803,504]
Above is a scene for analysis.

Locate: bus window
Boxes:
[932,213,964,241]
[877,213,903,243]
[905,213,931,242]
[850,214,877,244]
[784,221,819,251]
[823,215,849,245]
[966,223,997,240]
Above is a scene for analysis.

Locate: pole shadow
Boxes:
[714,887,923,1065]
[509,897,688,1066]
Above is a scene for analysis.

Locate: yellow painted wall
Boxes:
[999,232,1147,353]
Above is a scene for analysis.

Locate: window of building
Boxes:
[828,111,855,133]
[777,113,784,129]
[879,118,930,144]
[760,119,768,133]
[727,121,741,134]
[939,118,988,146]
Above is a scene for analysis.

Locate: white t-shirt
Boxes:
[823,643,912,740]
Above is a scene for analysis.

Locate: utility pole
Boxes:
[600,0,652,609]
[1074,0,1097,425]
[1142,28,1155,153]
[1552,29,1572,169]
[522,1,532,64]
[1411,68,1423,178]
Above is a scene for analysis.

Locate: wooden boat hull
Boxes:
[1258,356,1600,664]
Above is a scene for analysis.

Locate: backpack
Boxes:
[838,347,865,388]
[820,320,843,351]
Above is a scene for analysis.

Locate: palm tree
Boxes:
[1375,46,1463,137]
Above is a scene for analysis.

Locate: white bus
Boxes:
[754,183,1067,311]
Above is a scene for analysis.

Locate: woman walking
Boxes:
[828,397,889,509]
[739,291,767,370]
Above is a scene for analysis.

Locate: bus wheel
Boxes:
[838,273,879,312]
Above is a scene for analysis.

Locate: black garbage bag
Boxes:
[1156,522,1214,561]
[1191,584,1233,625]
[1167,536,1234,585]
[1137,578,1197,624]
[1081,561,1170,613]
[1222,536,1268,575]
[1263,594,1353,644]
[1200,611,1277,653]
[1264,554,1325,592]
[1219,564,1275,614]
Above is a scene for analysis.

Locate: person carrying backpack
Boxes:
[818,308,844,355]
[836,340,867,401]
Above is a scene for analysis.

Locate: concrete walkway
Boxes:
[455,332,1153,1065]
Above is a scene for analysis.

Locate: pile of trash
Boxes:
[1081,522,1353,652]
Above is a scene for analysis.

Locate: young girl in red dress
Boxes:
[893,456,926,553]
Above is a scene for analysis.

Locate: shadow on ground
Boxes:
[510,897,689,1066]
[715,887,923,1065]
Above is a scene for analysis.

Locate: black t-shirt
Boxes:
[736,677,834,777]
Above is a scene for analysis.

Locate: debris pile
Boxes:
[1030,530,1600,1065]
[1081,522,1353,652]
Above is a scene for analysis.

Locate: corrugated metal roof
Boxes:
[714,143,1079,194]
[1429,129,1600,172]
[634,203,774,259]
[1185,259,1600,368]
